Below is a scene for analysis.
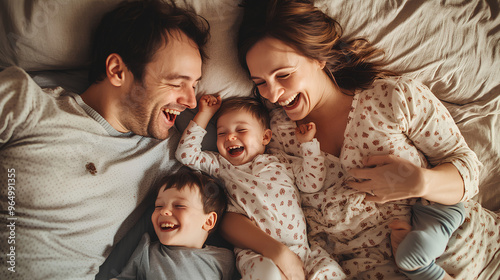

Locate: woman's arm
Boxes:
[348,78,479,205]
[220,212,305,280]
[348,155,464,205]
[421,162,464,204]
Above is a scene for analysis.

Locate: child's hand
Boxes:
[193,95,221,129]
[198,95,221,115]
[295,122,316,144]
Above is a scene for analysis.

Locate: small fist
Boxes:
[295,122,316,144]
[198,95,221,113]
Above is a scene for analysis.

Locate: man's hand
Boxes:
[295,122,316,144]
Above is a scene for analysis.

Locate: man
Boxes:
[0,1,209,279]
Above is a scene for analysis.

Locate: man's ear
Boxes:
[262,129,272,145]
[202,212,217,232]
[105,53,128,87]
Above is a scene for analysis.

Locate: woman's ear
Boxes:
[318,60,327,70]
[202,212,218,232]
[105,53,128,87]
[262,129,273,145]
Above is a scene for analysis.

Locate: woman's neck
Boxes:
[300,75,354,156]
[302,76,353,125]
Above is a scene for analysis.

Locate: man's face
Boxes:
[122,30,202,140]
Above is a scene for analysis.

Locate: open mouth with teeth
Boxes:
[163,109,180,123]
[159,222,180,232]
[278,93,300,109]
[227,145,245,157]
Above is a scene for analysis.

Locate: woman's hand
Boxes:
[346,155,427,203]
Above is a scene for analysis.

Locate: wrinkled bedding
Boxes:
[1,0,499,279]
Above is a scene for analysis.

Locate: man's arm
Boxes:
[0,67,38,147]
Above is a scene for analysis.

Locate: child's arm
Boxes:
[175,95,221,174]
[295,122,316,144]
[192,95,221,129]
[293,122,326,193]
[220,212,306,280]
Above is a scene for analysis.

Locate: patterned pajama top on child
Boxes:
[177,120,323,249]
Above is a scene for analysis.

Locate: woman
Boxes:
[220,0,500,279]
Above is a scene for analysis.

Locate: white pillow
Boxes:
[0,0,253,99]
[0,0,121,70]
[181,0,254,99]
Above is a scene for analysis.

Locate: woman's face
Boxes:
[246,37,327,121]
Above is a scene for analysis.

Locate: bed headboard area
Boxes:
[1,0,498,213]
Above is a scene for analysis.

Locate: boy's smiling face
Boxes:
[152,184,216,249]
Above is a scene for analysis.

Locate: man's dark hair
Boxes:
[156,166,227,233]
[88,0,210,84]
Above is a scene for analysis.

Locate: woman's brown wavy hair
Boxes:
[238,0,395,93]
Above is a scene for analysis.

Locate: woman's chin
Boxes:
[284,108,307,121]
[283,98,308,120]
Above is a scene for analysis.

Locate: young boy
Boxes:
[176,95,345,279]
[113,167,235,280]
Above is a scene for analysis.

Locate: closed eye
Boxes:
[254,80,265,87]
[277,73,291,79]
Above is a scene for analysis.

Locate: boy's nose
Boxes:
[160,207,173,216]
